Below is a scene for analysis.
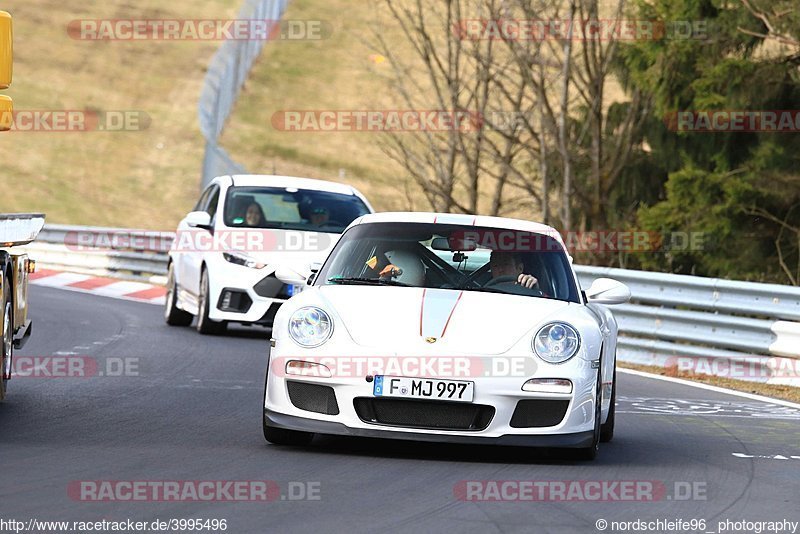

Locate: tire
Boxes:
[600,368,616,443]
[0,276,12,401]
[262,365,314,446]
[573,369,602,461]
[196,268,226,335]
[164,263,193,327]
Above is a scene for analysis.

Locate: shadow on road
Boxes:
[267,433,644,466]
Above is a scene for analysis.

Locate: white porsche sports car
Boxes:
[165,175,373,334]
[263,212,630,459]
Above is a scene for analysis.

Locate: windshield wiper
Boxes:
[327,277,409,287]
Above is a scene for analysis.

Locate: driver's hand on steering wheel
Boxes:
[517,274,538,288]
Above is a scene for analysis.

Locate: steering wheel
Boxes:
[484,275,544,296]
[317,219,345,229]
[484,275,519,287]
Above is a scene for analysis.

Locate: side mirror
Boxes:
[185,211,212,230]
[585,278,630,305]
[275,266,308,287]
[307,261,322,285]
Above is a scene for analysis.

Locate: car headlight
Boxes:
[532,322,580,363]
[288,307,333,347]
[223,251,266,269]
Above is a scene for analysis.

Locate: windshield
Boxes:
[223,186,371,233]
[317,222,580,302]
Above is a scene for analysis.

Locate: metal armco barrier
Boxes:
[20,224,170,284]
[199,0,290,188]
[22,225,800,386]
[575,266,800,386]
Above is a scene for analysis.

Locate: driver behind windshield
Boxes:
[309,207,330,227]
[489,251,538,288]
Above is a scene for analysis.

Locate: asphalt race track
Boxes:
[2,286,799,533]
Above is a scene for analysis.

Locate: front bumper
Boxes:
[208,270,299,324]
[264,349,601,447]
[264,408,595,448]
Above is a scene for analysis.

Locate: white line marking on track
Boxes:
[619,368,800,410]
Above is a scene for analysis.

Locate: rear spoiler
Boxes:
[0,213,46,247]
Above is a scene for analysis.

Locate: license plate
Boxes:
[373,376,474,403]
[286,284,304,297]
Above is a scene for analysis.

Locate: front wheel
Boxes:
[196,269,226,335]
[262,361,313,446]
[1,277,12,401]
[573,370,602,461]
[600,368,616,443]
[164,263,193,327]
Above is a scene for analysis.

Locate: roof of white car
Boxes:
[224,175,361,196]
[353,212,561,238]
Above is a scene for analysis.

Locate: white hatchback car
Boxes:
[263,212,630,460]
[165,175,373,334]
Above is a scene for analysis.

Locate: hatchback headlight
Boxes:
[223,251,266,269]
[288,307,333,347]
[532,322,580,363]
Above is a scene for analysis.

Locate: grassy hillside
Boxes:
[0,0,239,228]
[220,0,410,212]
[221,0,628,217]
[1,0,627,228]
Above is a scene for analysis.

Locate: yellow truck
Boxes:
[1,13,45,399]
[0,215,44,399]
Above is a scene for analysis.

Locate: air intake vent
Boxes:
[353,398,494,431]
[510,399,569,428]
[287,381,339,415]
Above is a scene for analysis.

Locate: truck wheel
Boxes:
[197,269,226,335]
[1,278,12,401]
[164,263,193,326]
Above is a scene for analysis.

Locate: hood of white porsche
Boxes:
[315,286,572,354]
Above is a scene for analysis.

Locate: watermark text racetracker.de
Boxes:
[274,355,537,379]
[594,518,799,533]
[454,480,707,502]
[67,480,321,502]
[9,356,139,379]
[68,19,332,41]
[667,356,800,380]
[61,228,705,256]
[453,19,711,41]
[2,110,149,132]
[666,110,800,132]
[63,229,336,254]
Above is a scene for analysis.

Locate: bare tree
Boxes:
[739,0,800,50]
[372,0,649,239]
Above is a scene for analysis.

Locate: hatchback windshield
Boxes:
[317,222,580,302]
[223,186,371,233]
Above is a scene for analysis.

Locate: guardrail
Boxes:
[21,224,170,284]
[21,225,800,386]
[199,0,289,187]
[574,266,800,387]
